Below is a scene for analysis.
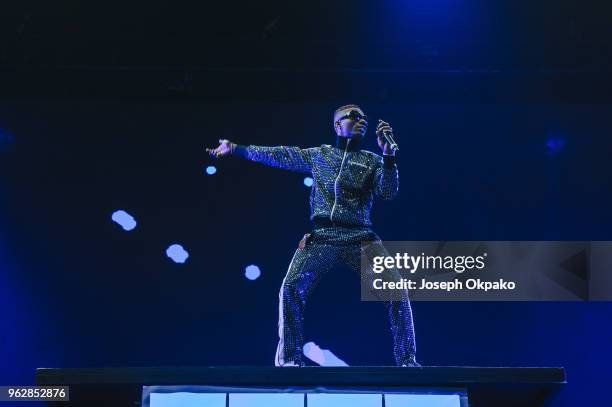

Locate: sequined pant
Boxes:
[274,226,417,366]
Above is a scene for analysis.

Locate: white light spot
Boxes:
[303,341,349,366]
[111,210,137,231]
[166,244,189,264]
[245,264,261,280]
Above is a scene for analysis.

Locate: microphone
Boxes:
[381,129,399,152]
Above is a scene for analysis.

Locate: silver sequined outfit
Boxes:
[240,143,398,226]
[235,142,417,366]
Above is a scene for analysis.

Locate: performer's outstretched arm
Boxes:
[206,139,316,174]
[234,144,316,174]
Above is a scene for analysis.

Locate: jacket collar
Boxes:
[335,135,361,152]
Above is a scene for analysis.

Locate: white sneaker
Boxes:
[401,357,421,367]
[280,361,303,367]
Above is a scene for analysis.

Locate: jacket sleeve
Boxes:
[373,154,399,200]
[233,144,317,174]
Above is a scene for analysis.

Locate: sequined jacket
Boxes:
[234,143,398,227]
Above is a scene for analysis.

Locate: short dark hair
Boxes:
[333,104,363,128]
[334,104,363,117]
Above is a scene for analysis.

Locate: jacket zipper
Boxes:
[330,140,350,224]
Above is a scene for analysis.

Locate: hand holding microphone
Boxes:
[376,119,399,155]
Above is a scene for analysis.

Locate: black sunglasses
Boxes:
[337,110,368,123]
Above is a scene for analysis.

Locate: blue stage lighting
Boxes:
[206,166,217,175]
[111,210,137,231]
[545,132,567,156]
[0,128,15,152]
[308,393,381,407]
[166,244,189,264]
[230,393,303,407]
[304,177,313,187]
[303,341,348,367]
[245,264,261,280]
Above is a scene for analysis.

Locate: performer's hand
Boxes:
[376,119,395,156]
[206,139,235,158]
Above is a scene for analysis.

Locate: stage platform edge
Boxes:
[36,366,566,407]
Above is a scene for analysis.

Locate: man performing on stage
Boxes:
[206,104,418,367]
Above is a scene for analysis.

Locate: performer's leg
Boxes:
[341,238,418,366]
[275,239,338,366]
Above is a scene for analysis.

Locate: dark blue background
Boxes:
[1,100,611,406]
[2,0,612,404]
